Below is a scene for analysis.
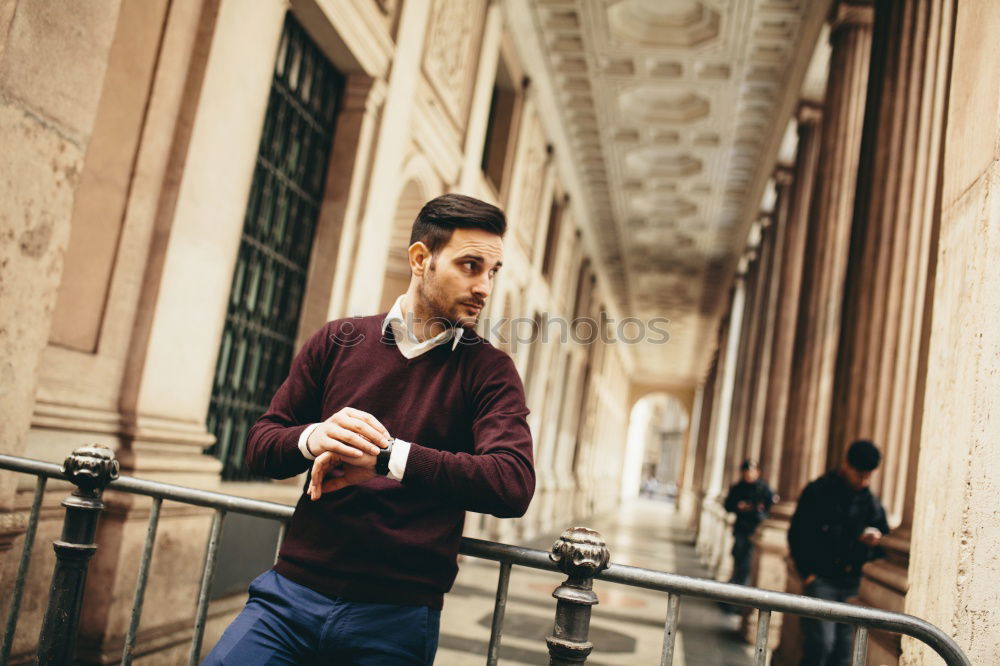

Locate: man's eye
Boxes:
[463,261,476,271]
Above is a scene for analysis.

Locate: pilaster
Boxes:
[344,0,433,316]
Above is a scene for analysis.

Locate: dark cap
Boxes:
[739,459,758,472]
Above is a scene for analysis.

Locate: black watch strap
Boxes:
[375,437,394,476]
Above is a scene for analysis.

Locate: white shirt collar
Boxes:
[381,295,463,352]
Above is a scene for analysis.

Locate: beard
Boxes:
[416,262,481,330]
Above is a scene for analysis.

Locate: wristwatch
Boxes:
[375,437,395,476]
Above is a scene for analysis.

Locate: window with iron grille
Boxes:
[206,14,344,480]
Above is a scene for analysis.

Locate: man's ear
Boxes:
[408,242,431,276]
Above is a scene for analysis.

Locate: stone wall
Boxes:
[902,2,1000,663]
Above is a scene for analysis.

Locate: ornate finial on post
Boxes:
[62,444,120,493]
[545,527,610,665]
[38,445,119,665]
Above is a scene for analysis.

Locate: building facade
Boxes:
[0,0,633,661]
[1,0,997,664]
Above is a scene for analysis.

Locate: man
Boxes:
[723,460,775,588]
[788,440,890,666]
[204,194,535,665]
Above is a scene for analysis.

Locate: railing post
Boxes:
[36,444,120,665]
[545,527,610,665]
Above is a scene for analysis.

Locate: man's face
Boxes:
[415,227,503,330]
[741,467,760,483]
[840,463,873,491]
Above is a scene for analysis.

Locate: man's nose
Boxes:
[472,275,490,300]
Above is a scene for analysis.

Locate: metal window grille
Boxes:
[207,13,344,479]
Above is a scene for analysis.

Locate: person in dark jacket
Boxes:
[788,440,890,666]
[723,460,776,590]
[719,460,777,614]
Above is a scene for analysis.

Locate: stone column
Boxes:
[904,1,998,661]
[723,225,763,481]
[780,1,873,503]
[679,368,715,531]
[820,1,953,661]
[812,4,954,660]
[774,4,874,662]
[759,104,822,499]
[696,270,747,574]
[740,207,783,466]
[752,169,794,478]
[752,110,821,649]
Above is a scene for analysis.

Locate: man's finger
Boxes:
[309,454,331,497]
[345,408,391,438]
[340,417,389,449]
[329,425,381,455]
[319,426,372,456]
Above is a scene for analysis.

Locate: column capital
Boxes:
[773,165,795,186]
[796,100,823,125]
[830,0,874,33]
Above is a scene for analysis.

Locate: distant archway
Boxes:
[621,392,690,502]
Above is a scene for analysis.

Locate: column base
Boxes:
[857,531,910,665]
[772,558,807,666]
[695,495,732,579]
[741,513,792,646]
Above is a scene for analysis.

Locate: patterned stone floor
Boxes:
[437,499,754,665]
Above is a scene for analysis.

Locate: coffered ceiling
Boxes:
[507,0,832,386]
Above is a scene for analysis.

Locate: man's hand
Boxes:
[737,500,752,511]
[803,574,817,585]
[307,450,377,500]
[858,527,883,547]
[307,407,390,459]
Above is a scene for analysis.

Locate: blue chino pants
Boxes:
[202,570,441,665]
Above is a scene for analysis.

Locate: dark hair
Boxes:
[846,440,881,471]
[409,194,507,255]
[740,459,758,472]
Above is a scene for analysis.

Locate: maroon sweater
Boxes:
[245,314,535,609]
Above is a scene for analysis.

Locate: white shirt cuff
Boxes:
[387,438,410,481]
[298,423,321,460]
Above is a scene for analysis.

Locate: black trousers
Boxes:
[729,531,753,586]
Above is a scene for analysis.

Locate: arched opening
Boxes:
[621,392,690,503]
[379,178,429,312]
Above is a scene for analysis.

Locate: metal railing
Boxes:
[0,446,971,666]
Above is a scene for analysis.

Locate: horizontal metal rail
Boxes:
[0,452,971,666]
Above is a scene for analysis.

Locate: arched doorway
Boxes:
[621,392,690,502]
